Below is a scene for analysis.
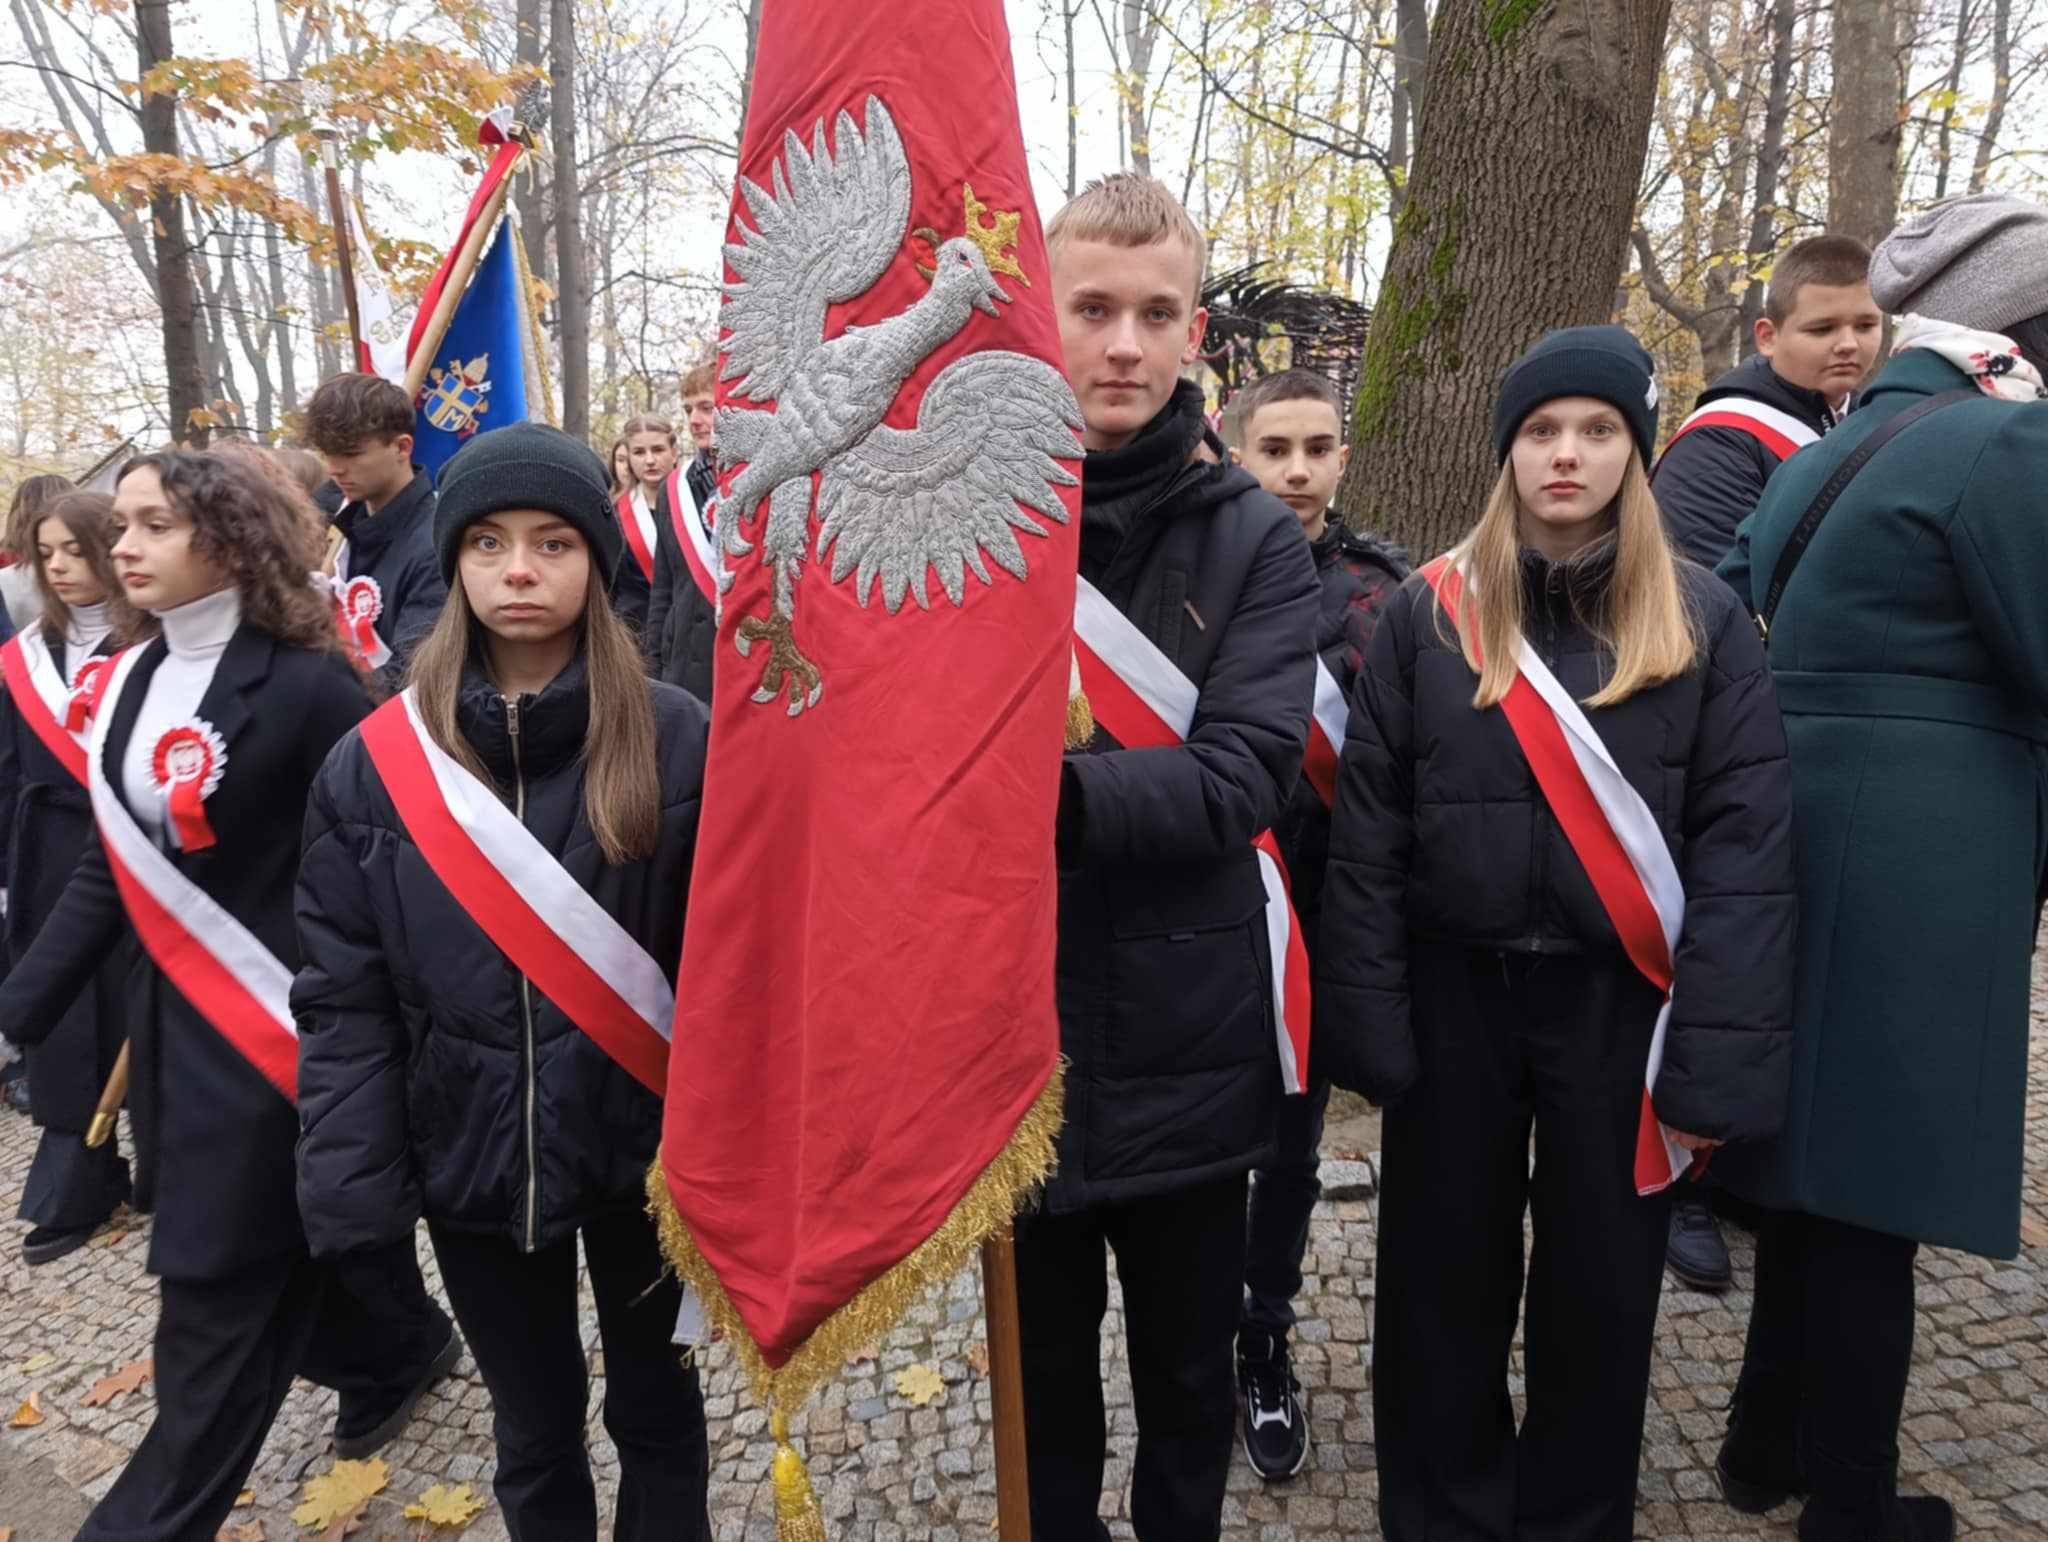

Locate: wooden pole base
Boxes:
[979,1230,1031,1539]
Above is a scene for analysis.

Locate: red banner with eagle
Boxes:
[647,0,1079,1524]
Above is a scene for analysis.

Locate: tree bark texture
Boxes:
[515,0,551,290]
[1738,0,1798,350]
[1826,0,1902,252]
[1335,0,1675,557]
[135,0,208,445]
[550,0,590,438]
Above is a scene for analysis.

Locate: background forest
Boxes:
[1,0,2043,551]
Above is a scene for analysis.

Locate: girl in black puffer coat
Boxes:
[293,425,711,1542]
[1315,328,1796,1542]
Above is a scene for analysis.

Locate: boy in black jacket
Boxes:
[644,360,721,700]
[305,373,449,692]
[1017,173,1318,1541]
[1224,368,1408,1480]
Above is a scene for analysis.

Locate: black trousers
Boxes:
[429,1207,710,1542]
[1729,1209,1920,1533]
[18,1127,129,1231]
[1014,1172,1248,1542]
[1374,946,1673,1542]
[80,1241,452,1541]
[1243,1079,1331,1340]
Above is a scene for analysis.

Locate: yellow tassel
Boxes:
[771,1411,829,1542]
[1065,688,1094,750]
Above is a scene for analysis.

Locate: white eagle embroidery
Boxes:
[714,95,1082,714]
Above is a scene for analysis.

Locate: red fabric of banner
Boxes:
[657,0,1078,1371]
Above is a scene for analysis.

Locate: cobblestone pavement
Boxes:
[2,960,2044,1541]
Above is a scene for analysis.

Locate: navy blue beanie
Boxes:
[1492,325,1660,466]
[433,422,624,585]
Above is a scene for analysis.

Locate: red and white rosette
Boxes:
[332,574,393,672]
[150,720,228,853]
[64,657,116,734]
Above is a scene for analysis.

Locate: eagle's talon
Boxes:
[735,612,823,717]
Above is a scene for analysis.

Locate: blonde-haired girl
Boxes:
[1316,325,1798,1542]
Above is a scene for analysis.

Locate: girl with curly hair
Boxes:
[0,449,456,1541]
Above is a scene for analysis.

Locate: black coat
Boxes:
[1048,384,1318,1213]
[0,630,127,1133]
[1277,524,1409,962]
[292,657,708,1257]
[1651,354,1842,569]
[331,470,448,690]
[0,627,371,1279]
[644,452,719,700]
[1315,546,1797,1143]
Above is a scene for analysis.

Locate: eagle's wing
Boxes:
[815,351,1082,613]
[720,96,913,404]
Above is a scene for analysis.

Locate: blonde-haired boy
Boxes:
[1014,173,1320,1539]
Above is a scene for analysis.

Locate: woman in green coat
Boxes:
[1715,193,2048,1542]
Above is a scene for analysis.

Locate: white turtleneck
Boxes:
[121,586,242,842]
[61,601,113,686]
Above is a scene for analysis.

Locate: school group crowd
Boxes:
[0,170,2044,1542]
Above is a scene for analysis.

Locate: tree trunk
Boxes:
[135,0,208,445]
[1333,0,1674,555]
[1826,0,1901,252]
[1968,0,2009,192]
[515,0,551,291]
[1120,1,1158,176]
[1064,0,1080,199]
[1389,0,1429,217]
[1738,0,1798,351]
[550,0,589,439]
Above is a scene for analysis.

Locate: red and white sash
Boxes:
[664,464,722,605]
[1071,578,1312,1094]
[1302,658,1347,807]
[88,646,300,1101]
[1664,398,1819,463]
[616,490,658,584]
[1422,558,1693,1194]
[358,690,673,1094]
[1,631,90,784]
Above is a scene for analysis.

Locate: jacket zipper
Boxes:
[506,694,540,1253]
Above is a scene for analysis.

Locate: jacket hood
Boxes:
[454,651,591,784]
[1697,353,1842,434]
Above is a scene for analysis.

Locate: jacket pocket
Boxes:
[1102,853,1269,1078]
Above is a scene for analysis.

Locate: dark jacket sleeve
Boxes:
[0,831,124,1049]
[1311,587,1421,1103]
[376,552,448,693]
[292,747,419,1256]
[1716,517,1757,613]
[1652,591,1796,1141]
[1653,426,1773,570]
[1946,406,2048,715]
[1060,510,1317,866]
[645,507,680,673]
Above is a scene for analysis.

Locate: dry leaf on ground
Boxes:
[3,1525,15,1541]
[402,1483,484,1530]
[317,1502,367,1539]
[8,1392,44,1429]
[893,1362,945,1406]
[234,1489,255,1507]
[19,1353,53,1374]
[89,1228,128,1249]
[215,1522,264,1542]
[965,1341,990,1377]
[290,1458,388,1532]
[80,1358,153,1408]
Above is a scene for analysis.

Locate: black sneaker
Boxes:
[1666,1196,1732,1292]
[1237,1329,1308,1481]
[334,1327,462,1460]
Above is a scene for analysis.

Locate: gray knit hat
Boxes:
[1869,193,2048,333]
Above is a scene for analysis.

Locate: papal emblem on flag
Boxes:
[647,0,1080,1528]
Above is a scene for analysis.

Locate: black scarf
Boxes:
[1079,380,1208,571]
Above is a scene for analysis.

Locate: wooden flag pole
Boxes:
[402,151,522,404]
[979,1232,1031,1537]
[318,130,364,369]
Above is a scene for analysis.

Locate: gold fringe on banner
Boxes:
[645,1067,1064,1534]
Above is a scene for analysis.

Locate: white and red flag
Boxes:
[647,0,1080,1520]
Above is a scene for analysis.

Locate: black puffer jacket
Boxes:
[1276,523,1409,962]
[1314,544,1796,1142]
[1652,353,1842,569]
[331,469,448,691]
[645,452,719,700]
[1049,381,1318,1213]
[292,656,708,1256]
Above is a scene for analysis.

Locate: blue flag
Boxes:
[411,217,533,478]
